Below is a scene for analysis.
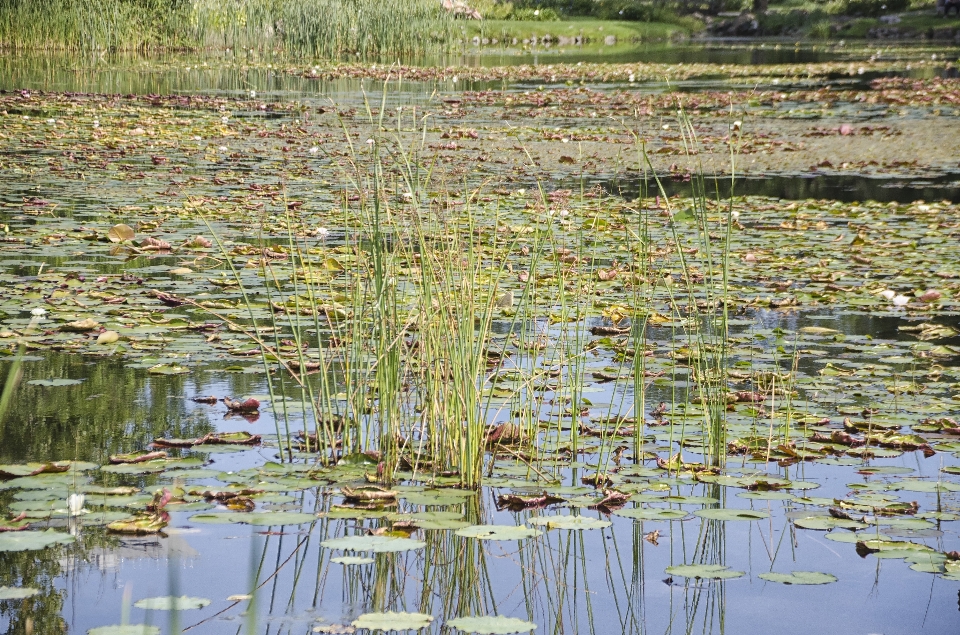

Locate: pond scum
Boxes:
[0,69,959,633]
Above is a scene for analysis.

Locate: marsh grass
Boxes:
[0,0,454,58]
[185,80,747,488]
[640,107,740,469]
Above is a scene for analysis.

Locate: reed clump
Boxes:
[0,0,454,58]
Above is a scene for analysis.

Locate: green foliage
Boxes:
[756,8,829,35]
[823,0,910,15]
[513,6,562,19]
[0,0,454,57]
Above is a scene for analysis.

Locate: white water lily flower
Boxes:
[66,493,87,517]
[730,210,740,221]
[892,295,910,307]
[309,146,319,154]
[879,289,896,301]
[730,121,742,131]
[30,307,47,317]
[316,227,330,238]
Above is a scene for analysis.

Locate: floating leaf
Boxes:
[331,556,374,565]
[694,508,770,521]
[133,596,211,611]
[321,535,426,553]
[26,378,83,387]
[190,512,316,526]
[96,331,120,345]
[107,224,135,243]
[455,525,542,541]
[794,516,867,531]
[527,515,611,530]
[447,615,538,634]
[664,564,745,580]
[0,529,75,552]
[0,586,40,600]
[613,508,688,521]
[351,611,433,631]
[758,571,838,585]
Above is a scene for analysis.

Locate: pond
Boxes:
[1,43,960,635]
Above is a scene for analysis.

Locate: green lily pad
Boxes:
[402,491,474,506]
[0,529,75,551]
[26,378,83,387]
[527,515,611,530]
[737,492,796,501]
[133,596,211,610]
[351,611,433,631]
[455,525,542,541]
[387,511,468,530]
[0,586,40,600]
[694,508,770,521]
[613,508,688,521]
[331,556,375,565]
[189,512,316,526]
[447,615,538,633]
[100,462,169,474]
[758,571,838,585]
[321,535,426,553]
[661,495,719,505]
[794,516,867,531]
[858,539,934,553]
[664,564,746,580]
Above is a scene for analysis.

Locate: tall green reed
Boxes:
[0,0,455,58]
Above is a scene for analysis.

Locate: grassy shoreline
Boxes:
[465,18,697,44]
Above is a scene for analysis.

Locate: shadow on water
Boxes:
[600,170,960,203]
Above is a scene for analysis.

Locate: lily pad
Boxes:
[133,596,211,610]
[0,529,75,551]
[351,611,433,631]
[190,512,316,526]
[447,615,538,634]
[321,535,426,553]
[527,515,611,530]
[455,525,542,541]
[613,508,688,521]
[331,556,375,565]
[0,586,40,600]
[794,516,867,531]
[758,571,838,585]
[664,564,746,580]
[694,508,770,521]
[26,378,83,387]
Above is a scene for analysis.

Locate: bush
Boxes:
[824,0,910,16]
[757,8,829,33]
[809,18,834,37]
[512,7,561,19]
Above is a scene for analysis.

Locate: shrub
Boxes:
[824,0,910,16]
